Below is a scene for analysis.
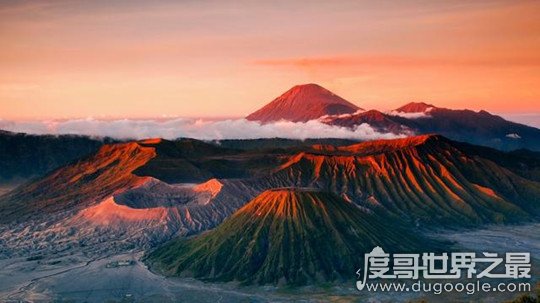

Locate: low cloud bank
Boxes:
[0,118,405,141]
[387,108,433,119]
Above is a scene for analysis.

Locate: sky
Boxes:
[0,0,539,120]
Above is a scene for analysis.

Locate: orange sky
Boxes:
[0,0,539,119]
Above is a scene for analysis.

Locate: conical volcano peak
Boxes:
[146,187,429,285]
[242,188,332,217]
[287,83,334,95]
[291,83,323,89]
[246,83,361,122]
[239,187,339,218]
[275,84,340,106]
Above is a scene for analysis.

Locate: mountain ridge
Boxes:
[268,134,540,226]
[245,83,540,151]
[3,134,539,227]
[1,134,539,272]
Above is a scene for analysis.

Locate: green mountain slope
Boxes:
[146,189,433,285]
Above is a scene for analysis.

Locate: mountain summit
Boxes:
[146,188,428,285]
[394,102,436,113]
[246,84,361,122]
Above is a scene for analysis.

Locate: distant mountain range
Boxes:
[0,83,538,186]
[247,84,540,151]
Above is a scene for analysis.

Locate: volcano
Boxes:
[3,135,539,227]
[246,83,361,122]
[1,134,539,267]
[322,101,540,151]
[145,188,429,285]
[270,135,540,226]
[390,103,540,151]
[244,84,540,150]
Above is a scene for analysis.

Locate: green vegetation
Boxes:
[146,189,436,286]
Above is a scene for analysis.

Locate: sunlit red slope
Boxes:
[0,137,256,222]
[246,83,361,122]
[146,189,433,285]
[0,138,270,246]
[2,135,539,229]
[0,141,156,222]
[268,135,540,226]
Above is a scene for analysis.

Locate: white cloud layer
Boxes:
[318,109,366,121]
[0,118,405,141]
[387,108,433,119]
